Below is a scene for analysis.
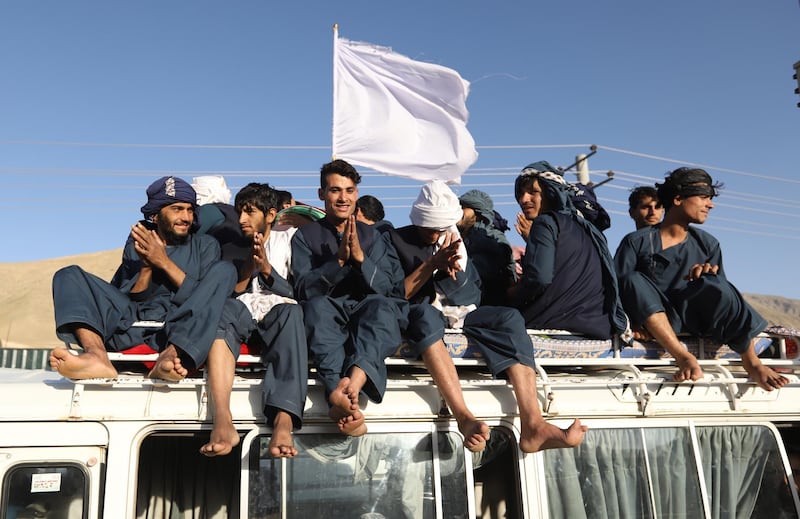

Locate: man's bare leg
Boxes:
[740,339,790,391]
[506,364,586,453]
[422,340,489,453]
[200,339,239,457]
[643,312,703,382]
[328,366,367,436]
[49,327,117,379]
[147,344,189,382]
[268,411,298,458]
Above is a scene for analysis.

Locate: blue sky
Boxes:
[2,2,799,299]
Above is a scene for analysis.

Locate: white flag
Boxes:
[333,32,478,184]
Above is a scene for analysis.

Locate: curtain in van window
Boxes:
[545,428,654,518]
[544,425,796,519]
[545,427,705,518]
[644,427,704,517]
[136,435,240,519]
[695,425,772,519]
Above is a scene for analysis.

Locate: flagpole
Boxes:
[331,24,339,161]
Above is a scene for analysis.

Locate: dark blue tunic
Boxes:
[385,225,533,377]
[291,218,407,403]
[461,221,517,307]
[514,212,614,339]
[614,225,766,352]
[53,233,237,369]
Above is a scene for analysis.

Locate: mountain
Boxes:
[0,249,798,348]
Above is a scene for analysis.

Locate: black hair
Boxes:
[356,195,385,222]
[275,190,293,207]
[234,182,278,214]
[320,159,361,189]
[657,167,723,210]
[628,186,660,211]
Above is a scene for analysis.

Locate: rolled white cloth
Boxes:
[191,175,232,205]
[409,180,469,275]
[409,180,463,230]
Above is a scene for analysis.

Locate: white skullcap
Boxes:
[409,180,463,230]
[191,175,232,205]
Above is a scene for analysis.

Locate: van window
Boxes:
[136,433,241,518]
[543,424,798,519]
[1,464,87,519]
[248,431,469,519]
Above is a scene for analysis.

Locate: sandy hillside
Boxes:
[1,249,798,348]
[0,249,122,348]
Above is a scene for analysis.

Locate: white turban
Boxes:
[409,180,468,272]
[191,175,232,205]
[409,181,463,229]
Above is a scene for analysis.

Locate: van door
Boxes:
[0,423,107,519]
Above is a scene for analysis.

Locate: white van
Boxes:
[1,333,799,519]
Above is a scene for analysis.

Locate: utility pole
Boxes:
[794,60,800,108]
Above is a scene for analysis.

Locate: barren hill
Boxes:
[0,249,121,348]
[0,250,798,348]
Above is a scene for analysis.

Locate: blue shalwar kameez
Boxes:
[291,218,407,403]
[513,212,616,339]
[238,269,308,429]
[194,203,308,429]
[384,225,533,377]
[461,221,517,307]
[614,225,766,352]
[53,233,237,369]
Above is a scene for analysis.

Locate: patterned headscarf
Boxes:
[140,176,198,219]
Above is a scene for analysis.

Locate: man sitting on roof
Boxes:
[508,161,628,339]
[355,194,394,234]
[457,189,516,306]
[385,181,586,452]
[290,159,408,437]
[50,176,242,383]
[628,185,664,230]
[614,167,788,390]
[204,182,309,459]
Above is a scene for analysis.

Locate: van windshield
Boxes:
[248,431,469,519]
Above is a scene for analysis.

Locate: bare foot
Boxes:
[268,413,298,458]
[520,418,588,453]
[200,421,240,457]
[456,417,490,453]
[49,348,117,380]
[147,345,188,381]
[337,412,367,437]
[673,353,703,382]
[745,362,789,391]
[328,378,366,436]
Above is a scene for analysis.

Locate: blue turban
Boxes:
[140,176,198,219]
[459,190,495,224]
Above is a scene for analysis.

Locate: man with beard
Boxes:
[209,182,308,458]
[50,176,238,384]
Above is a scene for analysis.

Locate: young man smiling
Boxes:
[615,167,788,390]
[291,159,406,437]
